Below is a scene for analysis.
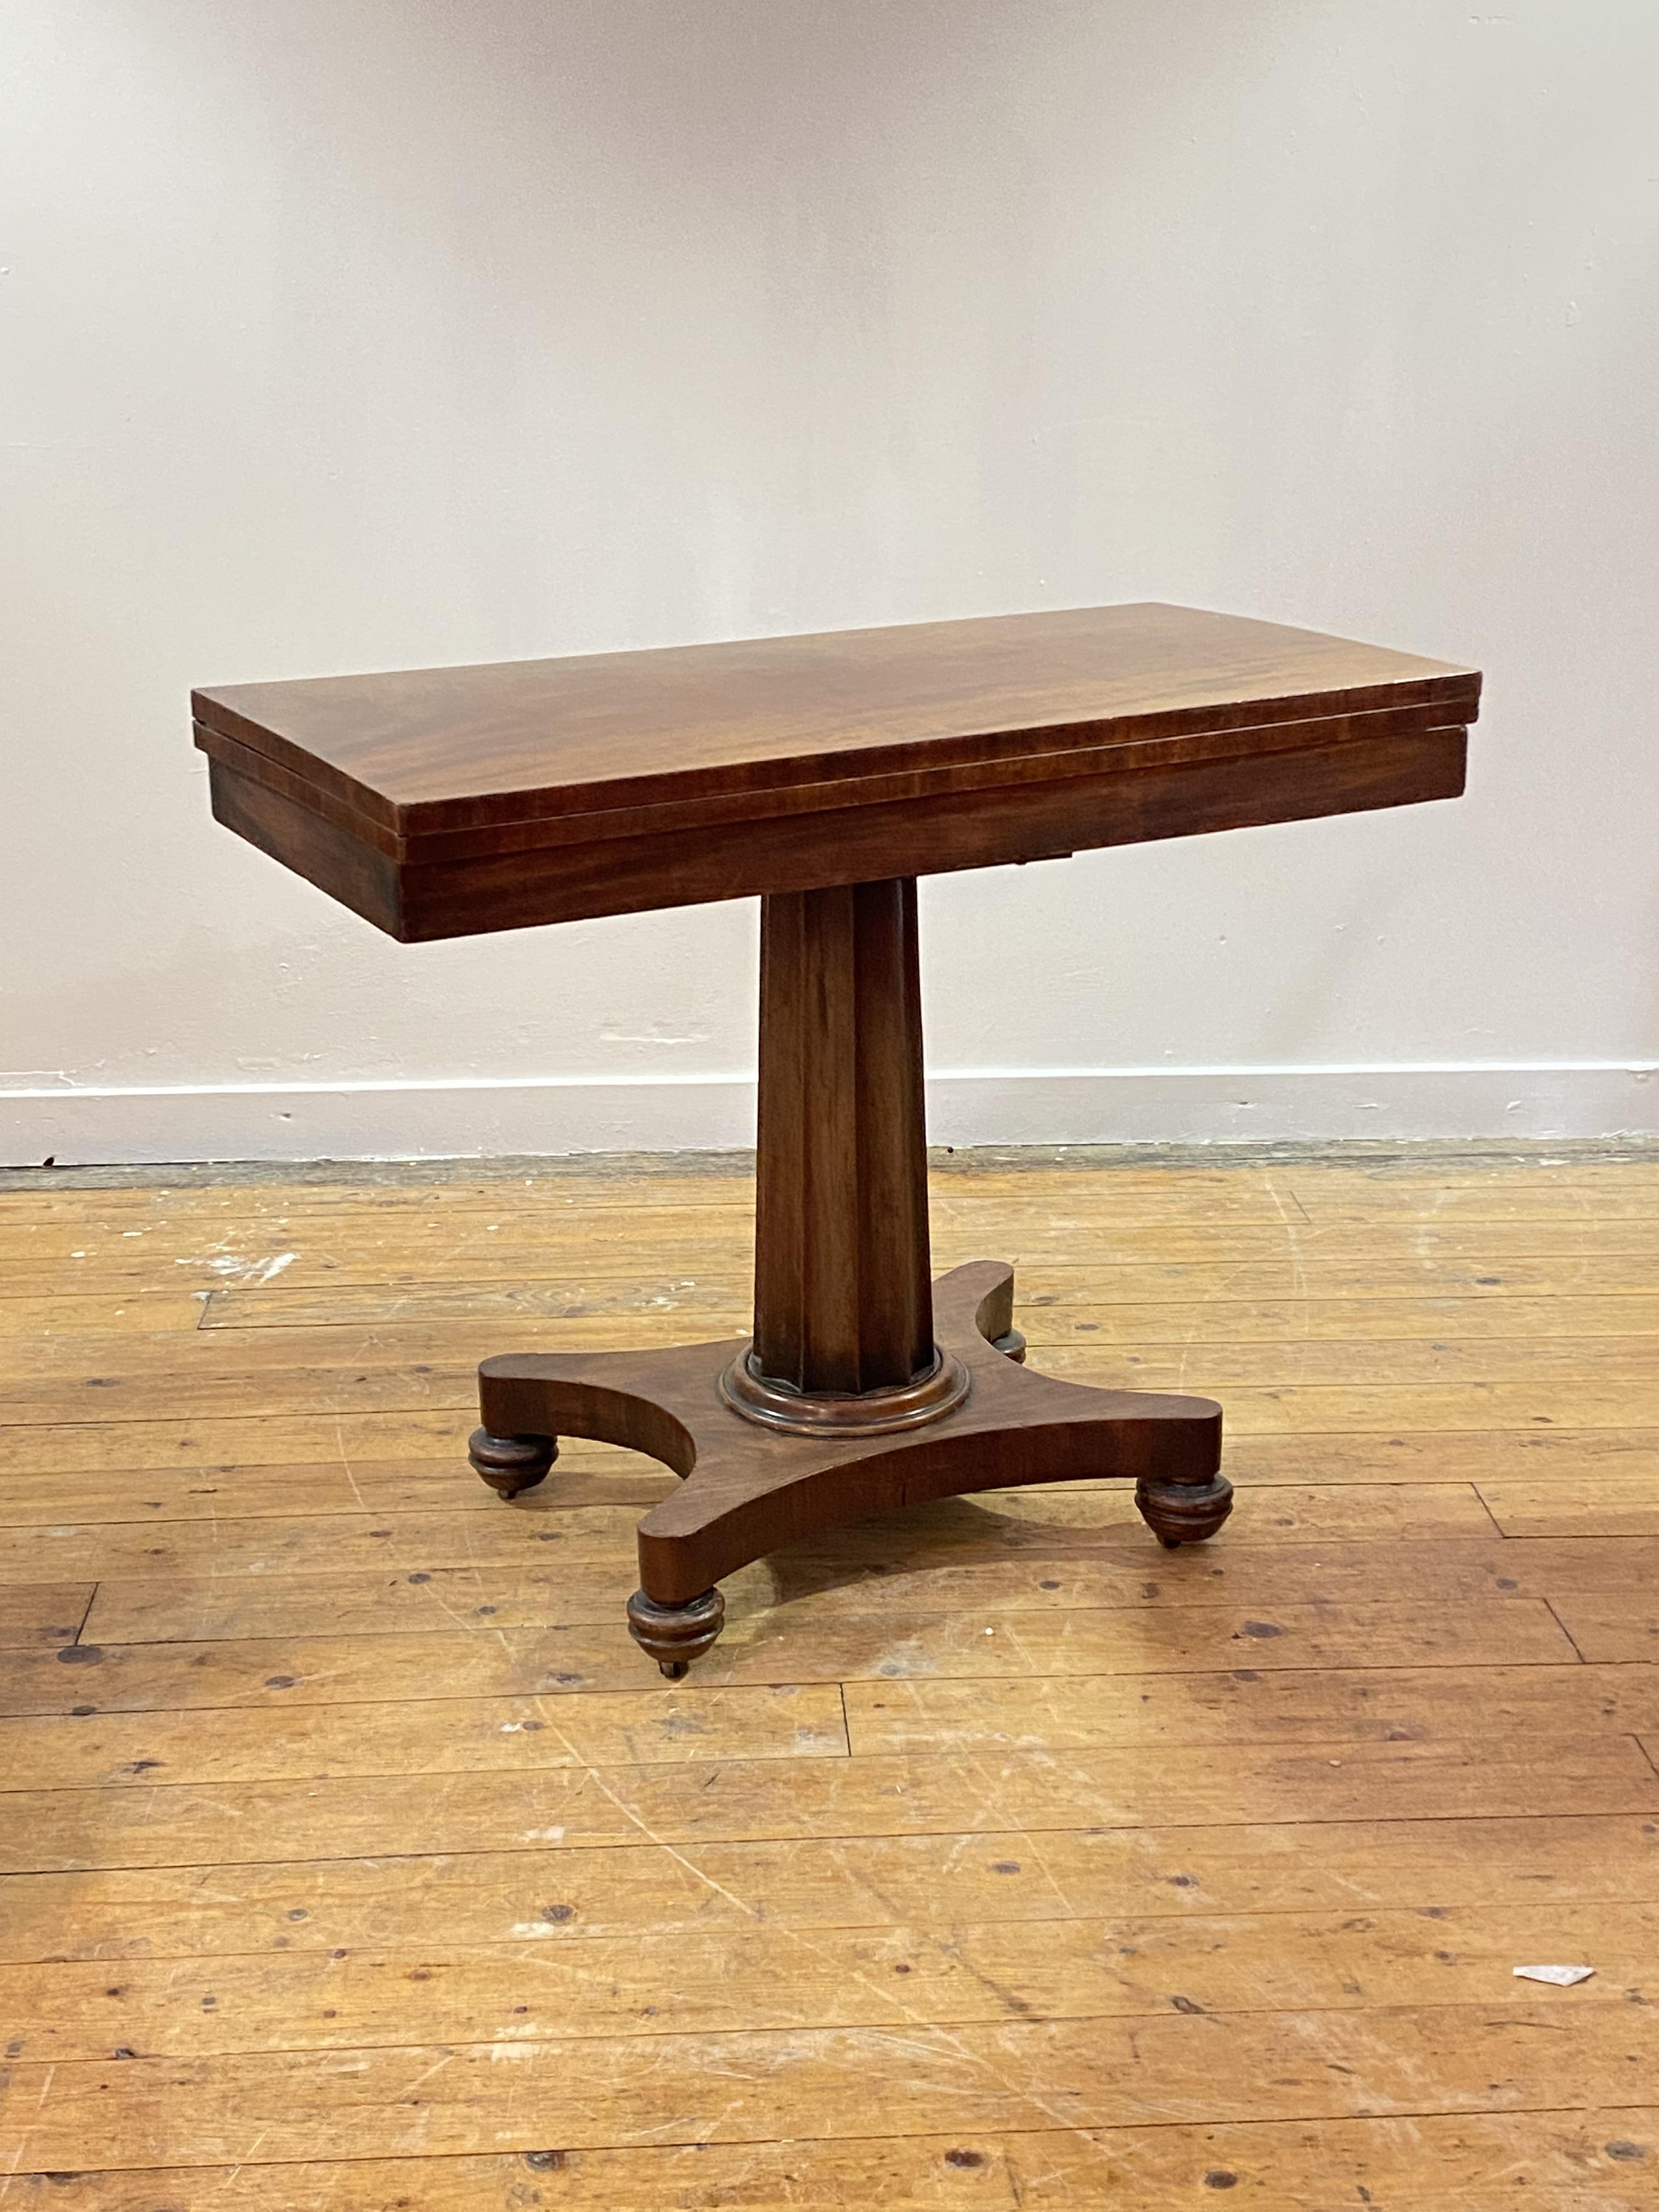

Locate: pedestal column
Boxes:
[751,876,934,1393]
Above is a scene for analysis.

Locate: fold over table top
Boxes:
[194,602,1480,941]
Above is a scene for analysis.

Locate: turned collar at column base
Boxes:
[718,1343,971,1436]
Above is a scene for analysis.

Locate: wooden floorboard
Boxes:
[1,1143,1656,2206]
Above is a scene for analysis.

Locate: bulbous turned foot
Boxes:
[627,1587,726,1679]
[990,1327,1027,1364]
[1135,1470,1234,1549]
[469,1427,557,1499]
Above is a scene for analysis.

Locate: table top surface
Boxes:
[194,601,1479,838]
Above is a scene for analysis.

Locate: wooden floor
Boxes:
[2,1144,1658,2208]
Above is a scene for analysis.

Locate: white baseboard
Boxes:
[4,1062,1658,1166]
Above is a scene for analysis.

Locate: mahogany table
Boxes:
[194,602,1480,1675]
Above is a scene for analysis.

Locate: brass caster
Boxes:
[469,1428,557,1499]
[1135,1471,1234,1548]
[627,1587,725,1677]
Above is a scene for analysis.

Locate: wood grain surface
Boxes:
[2,1142,1655,2209]
[193,602,1480,935]
[194,602,1479,828]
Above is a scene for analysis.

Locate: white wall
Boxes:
[4,0,1657,1164]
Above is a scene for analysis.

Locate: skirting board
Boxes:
[3,1063,1658,1167]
